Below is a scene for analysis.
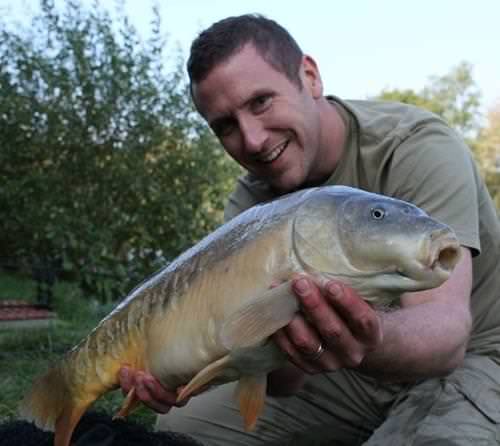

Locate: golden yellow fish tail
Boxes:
[19,364,68,430]
[20,305,148,445]
[19,363,95,446]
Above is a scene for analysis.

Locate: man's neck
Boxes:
[309,97,348,186]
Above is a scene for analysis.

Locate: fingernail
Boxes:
[327,283,342,297]
[294,278,309,296]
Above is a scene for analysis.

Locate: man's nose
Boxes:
[239,117,267,153]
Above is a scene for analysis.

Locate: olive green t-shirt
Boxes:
[224,96,500,359]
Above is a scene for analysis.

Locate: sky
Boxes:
[2,0,500,112]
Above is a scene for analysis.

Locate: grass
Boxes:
[0,269,156,428]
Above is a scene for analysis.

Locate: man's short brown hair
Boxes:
[187,14,304,88]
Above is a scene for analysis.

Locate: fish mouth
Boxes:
[257,140,289,164]
[399,233,461,286]
[428,236,461,276]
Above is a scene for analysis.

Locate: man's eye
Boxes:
[213,121,235,137]
[251,95,272,113]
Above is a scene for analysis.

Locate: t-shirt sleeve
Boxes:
[383,123,480,255]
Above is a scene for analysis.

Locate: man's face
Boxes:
[192,44,326,193]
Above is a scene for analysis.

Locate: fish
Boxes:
[19,186,461,446]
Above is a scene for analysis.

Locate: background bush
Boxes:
[0,0,241,301]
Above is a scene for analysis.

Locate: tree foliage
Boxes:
[474,102,500,210]
[0,0,240,301]
[377,61,482,138]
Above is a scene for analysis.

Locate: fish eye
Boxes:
[371,207,385,220]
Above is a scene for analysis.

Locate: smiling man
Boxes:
[191,43,344,194]
[119,14,500,445]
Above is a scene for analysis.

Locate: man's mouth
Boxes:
[257,140,289,164]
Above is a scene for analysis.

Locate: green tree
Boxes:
[474,102,500,209]
[376,61,482,138]
[375,88,441,115]
[423,61,482,137]
[0,0,240,301]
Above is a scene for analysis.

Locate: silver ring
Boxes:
[306,343,325,361]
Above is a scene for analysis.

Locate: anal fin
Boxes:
[235,375,267,431]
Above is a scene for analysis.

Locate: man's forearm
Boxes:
[359,300,471,382]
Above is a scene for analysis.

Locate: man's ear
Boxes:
[301,55,323,98]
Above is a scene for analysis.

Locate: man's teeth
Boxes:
[259,141,288,163]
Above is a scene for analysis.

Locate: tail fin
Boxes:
[19,365,70,431]
[19,364,94,446]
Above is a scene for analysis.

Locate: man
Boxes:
[119,14,500,445]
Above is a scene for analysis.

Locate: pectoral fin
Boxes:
[235,375,267,431]
[177,354,232,402]
[221,281,298,350]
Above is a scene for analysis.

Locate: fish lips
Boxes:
[398,234,461,288]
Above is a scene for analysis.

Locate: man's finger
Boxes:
[324,282,383,349]
[292,278,379,367]
[119,366,133,394]
[273,318,342,373]
[293,278,361,355]
[272,325,320,374]
[119,368,179,414]
[293,277,345,346]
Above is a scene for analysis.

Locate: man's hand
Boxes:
[272,277,383,374]
[118,367,190,414]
